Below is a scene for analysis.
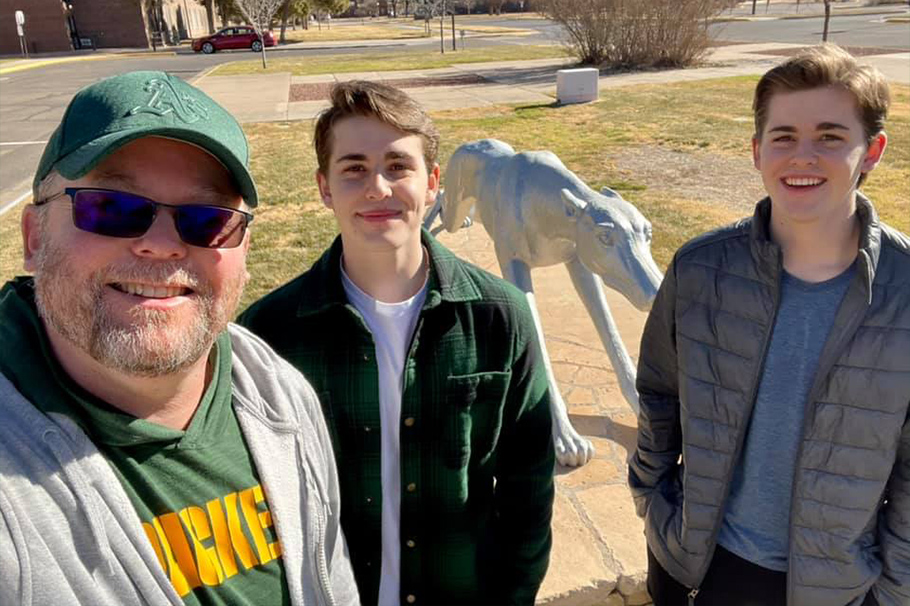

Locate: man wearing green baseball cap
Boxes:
[0,71,358,606]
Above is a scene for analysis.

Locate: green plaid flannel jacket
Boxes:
[238,230,555,606]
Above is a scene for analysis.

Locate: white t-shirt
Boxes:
[340,259,428,606]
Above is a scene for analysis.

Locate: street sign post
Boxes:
[14,10,28,58]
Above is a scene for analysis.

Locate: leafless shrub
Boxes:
[538,0,731,68]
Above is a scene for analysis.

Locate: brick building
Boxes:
[0,0,211,56]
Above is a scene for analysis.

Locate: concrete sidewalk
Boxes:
[195,43,910,124]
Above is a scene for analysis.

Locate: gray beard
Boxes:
[33,241,245,377]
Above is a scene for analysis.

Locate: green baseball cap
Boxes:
[34,70,258,206]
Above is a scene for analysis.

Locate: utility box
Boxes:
[556,68,599,104]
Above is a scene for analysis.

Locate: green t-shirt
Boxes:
[0,278,289,606]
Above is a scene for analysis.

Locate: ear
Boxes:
[316,170,333,209]
[560,189,586,219]
[426,162,441,204]
[861,131,887,174]
[752,135,761,171]
[22,204,43,273]
[241,224,252,255]
[599,186,620,200]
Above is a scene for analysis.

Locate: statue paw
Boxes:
[554,429,595,468]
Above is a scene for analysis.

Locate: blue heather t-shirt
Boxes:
[717,262,856,572]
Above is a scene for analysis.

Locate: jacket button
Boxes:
[406,539,416,548]
[366,496,373,504]
[404,417,415,427]
[364,426,372,432]
[363,353,369,361]
[406,482,417,492]
[406,595,416,604]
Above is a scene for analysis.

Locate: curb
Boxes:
[191,64,221,85]
[0,50,176,75]
[0,55,109,74]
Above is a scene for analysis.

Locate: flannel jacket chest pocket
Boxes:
[442,371,512,469]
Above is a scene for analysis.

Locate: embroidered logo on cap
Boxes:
[128,78,209,124]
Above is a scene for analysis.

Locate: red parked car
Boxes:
[192,26,276,54]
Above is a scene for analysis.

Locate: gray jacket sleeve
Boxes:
[0,491,20,606]
[628,255,683,519]
[871,408,910,605]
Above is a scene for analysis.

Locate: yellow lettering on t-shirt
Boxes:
[160,512,202,594]
[254,485,283,560]
[151,516,193,596]
[141,485,283,597]
[240,486,273,565]
[142,522,166,571]
[180,506,225,586]
[206,497,239,579]
[224,491,259,570]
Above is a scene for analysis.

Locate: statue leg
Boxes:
[499,255,596,468]
[422,191,443,231]
[565,257,640,415]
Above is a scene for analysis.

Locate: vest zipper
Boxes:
[688,587,699,605]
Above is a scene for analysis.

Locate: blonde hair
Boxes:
[753,44,890,142]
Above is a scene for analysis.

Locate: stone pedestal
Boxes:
[556,68,599,104]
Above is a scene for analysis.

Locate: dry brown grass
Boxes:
[212,44,569,76]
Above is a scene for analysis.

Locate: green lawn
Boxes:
[1,77,906,315]
[213,44,570,76]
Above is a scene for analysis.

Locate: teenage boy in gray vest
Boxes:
[0,71,357,606]
[629,45,910,606]
[239,81,555,606]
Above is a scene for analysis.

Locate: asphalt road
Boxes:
[711,13,910,48]
[1,11,907,208]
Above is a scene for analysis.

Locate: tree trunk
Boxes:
[204,0,215,33]
[751,0,757,15]
[451,12,455,51]
[439,10,444,53]
[822,0,831,41]
[280,0,290,42]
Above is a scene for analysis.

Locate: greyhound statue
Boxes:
[424,139,664,467]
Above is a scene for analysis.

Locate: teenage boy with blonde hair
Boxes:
[629,45,910,606]
[240,81,555,606]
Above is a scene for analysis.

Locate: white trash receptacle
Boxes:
[556,68,599,104]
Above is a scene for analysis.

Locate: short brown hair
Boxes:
[313,81,440,175]
[753,44,890,143]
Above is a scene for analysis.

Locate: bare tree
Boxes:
[196,0,240,28]
[234,0,285,67]
[539,0,729,67]
[312,0,348,28]
[199,0,216,33]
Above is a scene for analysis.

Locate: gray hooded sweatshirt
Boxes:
[0,323,360,606]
